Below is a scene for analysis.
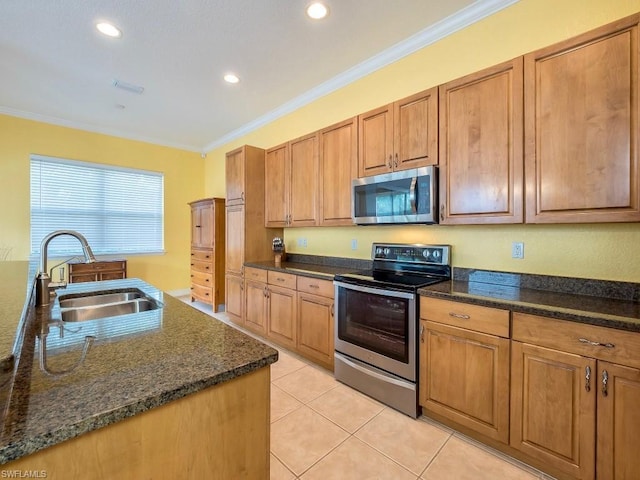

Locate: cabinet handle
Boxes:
[195,225,201,228]
[602,370,609,397]
[310,284,319,289]
[440,204,445,221]
[388,155,393,169]
[394,153,398,168]
[330,304,334,317]
[420,324,425,343]
[585,366,591,392]
[241,192,245,202]
[241,266,245,278]
[276,277,285,282]
[579,338,615,349]
[263,286,268,297]
[449,312,470,320]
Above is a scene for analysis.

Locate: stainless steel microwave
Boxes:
[352,166,438,225]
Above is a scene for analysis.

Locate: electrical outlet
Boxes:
[297,238,308,248]
[512,242,524,259]
[351,239,358,250]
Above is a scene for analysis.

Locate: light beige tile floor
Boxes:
[179,298,555,480]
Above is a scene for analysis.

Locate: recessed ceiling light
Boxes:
[224,73,240,84]
[96,22,122,38]
[306,2,329,20]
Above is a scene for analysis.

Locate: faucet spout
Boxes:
[36,230,96,307]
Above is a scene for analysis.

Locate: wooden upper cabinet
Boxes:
[266,133,319,228]
[439,58,524,224]
[289,133,319,227]
[225,147,245,206]
[265,143,289,227]
[358,88,438,177]
[525,14,640,223]
[319,117,357,226]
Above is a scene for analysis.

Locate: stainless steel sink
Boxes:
[58,288,161,322]
[59,290,145,309]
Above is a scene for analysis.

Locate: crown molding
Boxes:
[203,0,520,152]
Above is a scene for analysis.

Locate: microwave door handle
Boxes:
[409,177,417,213]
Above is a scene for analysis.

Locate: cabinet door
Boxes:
[394,88,438,171]
[319,118,357,226]
[297,292,334,369]
[358,104,393,177]
[225,274,244,325]
[265,143,289,227]
[596,361,640,480]
[440,58,523,224]
[289,133,319,226]
[225,205,244,276]
[511,341,596,480]
[525,15,640,223]
[419,321,510,443]
[267,286,297,349]
[225,147,245,206]
[198,203,214,248]
[244,280,268,335]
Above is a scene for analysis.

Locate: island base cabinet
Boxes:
[510,341,596,480]
[596,362,640,480]
[5,367,271,480]
[419,320,510,444]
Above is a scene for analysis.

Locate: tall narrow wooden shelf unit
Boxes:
[189,197,225,311]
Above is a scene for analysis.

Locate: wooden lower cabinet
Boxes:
[419,297,510,444]
[266,284,297,350]
[225,274,244,325]
[242,268,334,370]
[511,312,640,480]
[510,341,596,479]
[596,361,640,479]
[421,320,510,443]
[297,292,334,369]
[244,279,268,335]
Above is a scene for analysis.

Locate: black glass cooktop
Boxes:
[334,269,449,292]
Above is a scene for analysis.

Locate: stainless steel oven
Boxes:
[334,243,451,417]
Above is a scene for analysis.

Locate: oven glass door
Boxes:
[334,281,416,380]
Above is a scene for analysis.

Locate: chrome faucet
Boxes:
[36,230,96,307]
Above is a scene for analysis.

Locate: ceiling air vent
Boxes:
[113,79,144,95]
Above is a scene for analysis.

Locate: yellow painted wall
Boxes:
[205,0,640,283]
[0,114,204,291]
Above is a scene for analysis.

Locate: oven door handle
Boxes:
[335,352,416,390]
[333,281,416,300]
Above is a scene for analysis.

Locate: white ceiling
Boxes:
[0,0,516,153]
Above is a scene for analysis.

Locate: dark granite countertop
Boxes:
[245,256,368,281]
[419,269,640,333]
[0,262,278,464]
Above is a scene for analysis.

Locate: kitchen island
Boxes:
[0,261,277,479]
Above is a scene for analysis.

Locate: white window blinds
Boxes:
[30,155,164,256]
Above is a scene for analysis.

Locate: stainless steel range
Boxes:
[333,243,451,417]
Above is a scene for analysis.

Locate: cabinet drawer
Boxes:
[191,260,212,274]
[245,267,268,283]
[297,276,333,298]
[420,296,510,337]
[513,312,640,369]
[191,249,213,262]
[191,283,213,301]
[191,270,213,287]
[268,270,296,289]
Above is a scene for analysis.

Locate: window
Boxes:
[30,155,164,256]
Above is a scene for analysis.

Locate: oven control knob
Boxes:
[375,247,383,255]
[383,248,390,256]
[422,249,431,259]
[432,250,441,259]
